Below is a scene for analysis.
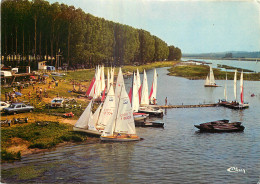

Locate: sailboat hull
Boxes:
[138,106,163,117]
[218,101,249,109]
[73,127,102,136]
[100,136,140,142]
[204,84,220,87]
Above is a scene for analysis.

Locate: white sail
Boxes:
[110,67,114,86]
[89,80,96,97]
[132,72,139,112]
[209,66,216,85]
[141,69,149,106]
[136,68,141,92]
[240,71,244,104]
[97,86,116,127]
[88,103,102,131]
[101,65,105,91]
[234,69,237,101]
[205,66,216,86]
[114,84,136,134]
[224,73,227,101]
[115,68,125,104]
[89,67,98,97]
[93,66,102,99]
[87,112,97,131]
[107,69,110,91]
[74,100,92,129]
[150,68,157,101]
[205,75,210,85]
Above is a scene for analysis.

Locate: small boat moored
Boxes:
[133,112,149,122]
[194,119,245,133]
[135,121,164,128]
[138,106,163,117]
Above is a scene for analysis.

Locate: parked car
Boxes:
[51,98,65,108]
[0,101,10,111]
[3,103,34,114]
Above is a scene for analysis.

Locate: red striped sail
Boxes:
[86,77,95,96]
[149,83,153,100]
[128,87,132,103]
[138,85,142,103]
[101,85,106,102]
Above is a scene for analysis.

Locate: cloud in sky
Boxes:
[48,0,260,53]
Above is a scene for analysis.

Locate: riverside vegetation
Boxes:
[168,64,260,81]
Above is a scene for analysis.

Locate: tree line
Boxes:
[1,0,182,69]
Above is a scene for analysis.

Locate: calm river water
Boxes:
[2,65,260,184]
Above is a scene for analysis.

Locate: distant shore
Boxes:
[167,64,260,81]
[182,56,260,62]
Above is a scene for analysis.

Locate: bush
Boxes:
[59,135,83,142]
[1,150,21,161]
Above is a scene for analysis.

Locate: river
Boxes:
[1,65,260,184]
[182,57,260,73]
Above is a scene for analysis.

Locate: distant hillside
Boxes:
[183,51,260,59]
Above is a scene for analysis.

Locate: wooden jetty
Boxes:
[158,103,218,109]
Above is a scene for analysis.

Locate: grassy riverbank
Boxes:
[168,64,260,81]
[1,61,177,162]
[1,122,88,161]
[122,61,178,73]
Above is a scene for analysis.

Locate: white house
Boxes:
[38,61,47,70]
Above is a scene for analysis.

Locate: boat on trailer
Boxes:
[194,119,245,133]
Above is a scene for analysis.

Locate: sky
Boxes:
[48,0,260,54]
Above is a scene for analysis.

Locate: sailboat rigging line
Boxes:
[114,84,123,133]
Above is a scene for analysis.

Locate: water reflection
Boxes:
[97,142,135,183]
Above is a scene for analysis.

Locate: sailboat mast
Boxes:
[131,72,134,107]
[224,72,227,101]
[234,70,237,102]
[240,71,244,104]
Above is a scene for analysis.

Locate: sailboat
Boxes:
[74,82,118,136]
[73,100,102,136]
[130,72,149,123]
[149,68,157,105]
[96,84,116,130]
[219,72,229,105]
[204,65,219,87]
[101,68,140,142]
[140,69,149,106]
[131,72,140,112]
[136,68,141,103]
[237,71,249,109]
[138,69,163,117]
[219,70,249,109]
[224,72,227,101]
